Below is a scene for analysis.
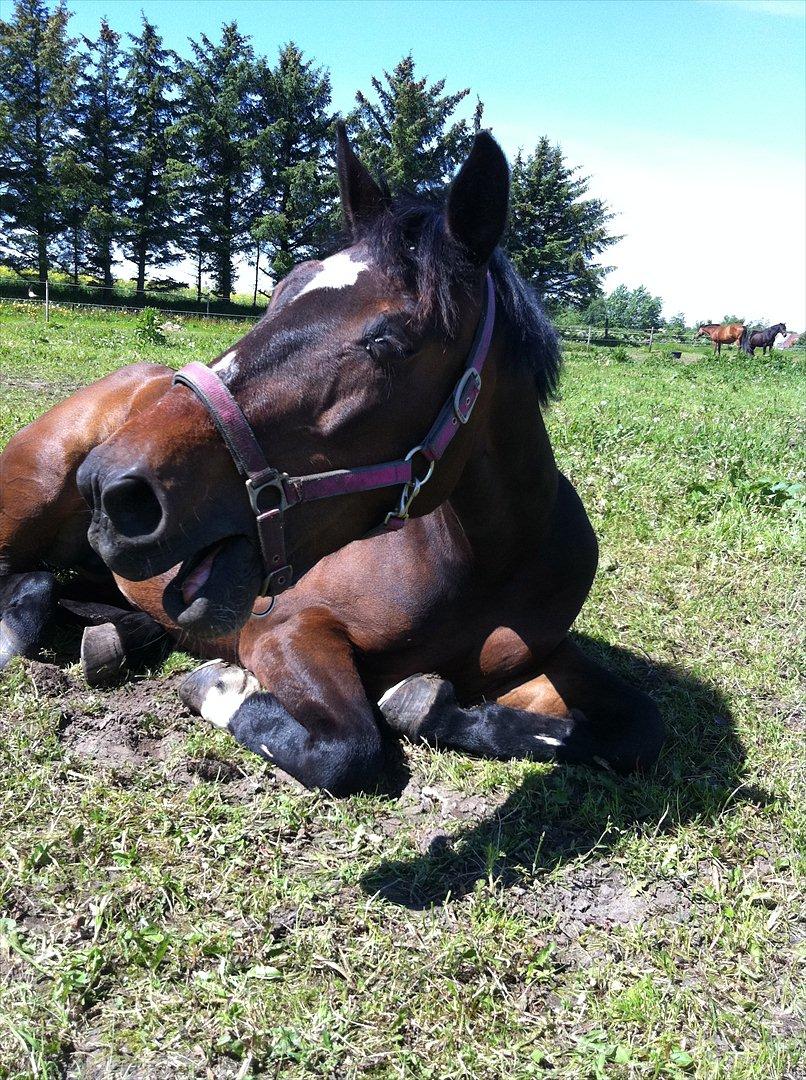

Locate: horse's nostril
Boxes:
[101,474,164,539]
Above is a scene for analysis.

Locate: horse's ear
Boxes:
[336,121,386,234]
[446,131,510,264]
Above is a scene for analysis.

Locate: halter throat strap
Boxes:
[173,271,496,610]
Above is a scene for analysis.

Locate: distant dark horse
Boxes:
[695,322,747,357]
[743,322,786,356]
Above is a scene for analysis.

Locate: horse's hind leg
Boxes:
[0,362,171,577]
[0,572,57,670]
[379,637,664,774]
[0,363,171,667]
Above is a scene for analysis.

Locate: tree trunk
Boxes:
[103,238,113,291]
[252,244,260,308]
[34,65,48,284]
[220,183,233,301]
[135,167,153,303]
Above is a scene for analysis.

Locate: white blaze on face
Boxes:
[213,349,239,376]
[195,661,260,729]
[295,251,369,300]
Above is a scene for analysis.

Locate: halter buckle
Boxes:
[246,472,290,515]
[453,368,482,424]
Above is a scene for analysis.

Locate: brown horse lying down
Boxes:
[695,322,747,356]
[0,128,663,794]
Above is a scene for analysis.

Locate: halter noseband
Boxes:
[173,272,496,615]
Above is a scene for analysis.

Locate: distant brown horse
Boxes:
[0,128,663,794]
[695,323,747,356]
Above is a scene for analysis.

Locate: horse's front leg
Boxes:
[180,610,385,794]
[379,637,664,774]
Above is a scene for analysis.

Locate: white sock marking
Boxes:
[198,664,260,729]
[533,733,562,747]
[296,251,368,299]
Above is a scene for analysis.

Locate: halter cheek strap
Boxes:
[173,272,496,611]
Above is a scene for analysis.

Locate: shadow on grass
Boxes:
[361,632,759,908]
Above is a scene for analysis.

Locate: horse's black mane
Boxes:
[355,193,562,406]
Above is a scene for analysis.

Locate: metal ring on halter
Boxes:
[252,593,277,618]
[384,445,436,526]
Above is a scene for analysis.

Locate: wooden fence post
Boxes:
[586,326,592,350]
[44,280,50,324]
[648,327,654,351]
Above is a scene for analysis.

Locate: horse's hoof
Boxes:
[81,612,169,687]
[0,571,57,670]
[179,661,259,728]
[378,673,457,739]
[0,620,23,671]
[81,623,127,686]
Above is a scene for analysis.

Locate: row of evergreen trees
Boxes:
[0,0,618,306]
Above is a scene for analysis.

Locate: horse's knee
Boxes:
[0,571,57,669]
[229,692,385,796]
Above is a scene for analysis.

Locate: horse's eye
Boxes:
[364,334,412,361]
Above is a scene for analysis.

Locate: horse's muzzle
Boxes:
[77,453,173,578]
[76,448,264,636]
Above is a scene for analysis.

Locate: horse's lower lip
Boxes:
[180,541,225,604]
[163,535,263,638]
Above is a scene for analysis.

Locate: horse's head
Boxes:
[77,127,510,637]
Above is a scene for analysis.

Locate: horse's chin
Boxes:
[162,535,263,638]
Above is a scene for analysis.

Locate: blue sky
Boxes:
[63,0,806,325]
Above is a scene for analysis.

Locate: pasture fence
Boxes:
[2,282,800,353]
[0,278,267,322]
[556,324,682,350]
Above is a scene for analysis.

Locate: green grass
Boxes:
[1,306,804,1078]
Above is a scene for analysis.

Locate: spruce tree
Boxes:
[122,16,183,300]
[250,43,335,297]
[507,138,619,309]
[50,146,92,282]
[0,0,77,281]
[68,19,130,288]
[176,23,257,300]
[349,55,482,192]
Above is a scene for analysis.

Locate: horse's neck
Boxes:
[446,353,559,565]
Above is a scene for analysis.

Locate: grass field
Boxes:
[0,303,804,1079]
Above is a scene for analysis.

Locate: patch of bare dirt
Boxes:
[2,373,81,399]
[56,668,189,768]
[520,867,693,940]
[22,660,239,781]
